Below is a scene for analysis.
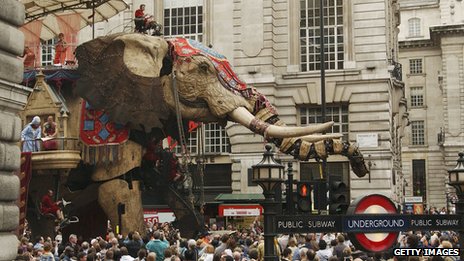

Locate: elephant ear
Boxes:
[75,33,171,131]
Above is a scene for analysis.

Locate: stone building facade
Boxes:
[74,0,407,205]
[398,0,464,210]
[0,1,30,260]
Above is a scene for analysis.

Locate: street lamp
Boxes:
[447,152,464,259]
[252,144,284,261]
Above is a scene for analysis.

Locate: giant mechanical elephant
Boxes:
[74,33,368,237]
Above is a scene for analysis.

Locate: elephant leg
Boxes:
[98,179,145,235]
[256,109,369,177]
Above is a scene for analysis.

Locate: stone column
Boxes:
[0,1,30,260]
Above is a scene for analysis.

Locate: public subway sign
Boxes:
[276,194,463,253]
[343,214,463,232]
[276,215,342,233]
[275,214,463,233]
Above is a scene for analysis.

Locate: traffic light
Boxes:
[297,182,312,212]
[329,175,349,214]
[313,181,328,211]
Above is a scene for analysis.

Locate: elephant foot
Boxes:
[98,179,145,235]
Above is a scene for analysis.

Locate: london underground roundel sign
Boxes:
[347,194,399,252]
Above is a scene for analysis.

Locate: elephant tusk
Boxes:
[299,133,343,143]
[228,107,334,138]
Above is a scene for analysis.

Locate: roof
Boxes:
[215,193,264,202]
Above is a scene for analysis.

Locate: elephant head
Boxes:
[75,33,368,177]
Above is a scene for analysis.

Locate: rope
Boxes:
[197,123,205,207]
[171,73,195,205]
[171,73,189,162]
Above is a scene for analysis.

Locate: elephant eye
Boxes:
[199,62,210,74]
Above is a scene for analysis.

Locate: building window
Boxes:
[409,59,423,74]
[412,159,426,202]
[300,104,349,140]
[411,120,425,145]
[410,87,424,107]
[41,39,56,66]
[300,0,344,71]
[408,18,421,37]
[175,130,198,155]
[300,162,349,182]
[175,123,230,155]
[204,123,230,154]
[164,0,203,42]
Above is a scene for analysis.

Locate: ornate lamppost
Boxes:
[252,144,284,261]
[447,152,464,259]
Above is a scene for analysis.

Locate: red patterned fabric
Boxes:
[79,100,129,146]
[17,153,32,235]
[168,38,276,115]
[168,38,247,91]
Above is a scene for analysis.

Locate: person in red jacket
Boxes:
[41,189,64,220]
[134,4,147,33]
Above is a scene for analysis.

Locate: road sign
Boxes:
[347,194,398,252]
[404,196,423,203]
[276,194,464,252]
[275,214,464,233]
[276,215,342,233]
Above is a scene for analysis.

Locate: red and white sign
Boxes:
[143,208,176,225]
[218,205,263,217]
[347,194,399,252]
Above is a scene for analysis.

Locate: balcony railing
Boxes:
[23,137,81,170]
[23,137,80,152]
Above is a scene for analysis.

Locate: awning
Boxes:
[215,193,265,202]
[20,0,128,41]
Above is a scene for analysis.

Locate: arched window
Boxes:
[408,18,421,37]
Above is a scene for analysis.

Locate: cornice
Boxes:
[399,24,464,49]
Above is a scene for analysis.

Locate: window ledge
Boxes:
[406,73,426,77]
[408,144,428,148]
[406,35,425,39]
[410,105,427,109]
[282,69,361,80]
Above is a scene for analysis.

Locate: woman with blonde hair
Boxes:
[201,244,215,261]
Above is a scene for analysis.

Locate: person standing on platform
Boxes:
[21,116,42,152]
[53,33,67,66]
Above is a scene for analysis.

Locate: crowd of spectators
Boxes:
[15,220,461,261]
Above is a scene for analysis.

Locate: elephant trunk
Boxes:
[251,107,369,178]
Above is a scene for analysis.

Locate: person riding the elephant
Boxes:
[135,4,148,33]
[143,140,182,182]
[41,189,64,221]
